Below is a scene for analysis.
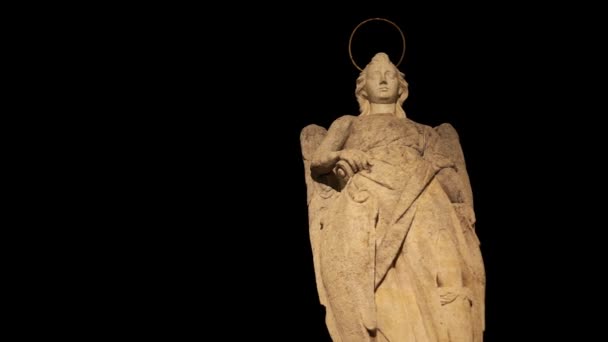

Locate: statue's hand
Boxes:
[338,149,373,173]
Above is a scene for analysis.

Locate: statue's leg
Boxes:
[320,187,377,341]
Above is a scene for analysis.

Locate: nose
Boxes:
[379,74,387,85]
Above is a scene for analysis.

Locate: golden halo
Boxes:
[348,17,406,71]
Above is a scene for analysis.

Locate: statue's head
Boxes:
[355,52,409,117]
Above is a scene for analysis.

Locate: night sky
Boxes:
[119,6,600,340]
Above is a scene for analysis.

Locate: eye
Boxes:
[385,71,396,79]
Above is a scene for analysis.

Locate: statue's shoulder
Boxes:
[409,119,460,139]
[404,117,433,135]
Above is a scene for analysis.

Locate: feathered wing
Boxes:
[434,123,474,209]
[300,124,342,340]
[434,123,486,338]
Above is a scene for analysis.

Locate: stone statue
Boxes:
[301,52,485,341]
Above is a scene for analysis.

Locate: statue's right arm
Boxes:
[310,115,356,176]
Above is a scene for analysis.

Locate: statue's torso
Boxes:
[345,114,426,169]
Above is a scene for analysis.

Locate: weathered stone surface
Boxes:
[301,53,485,341]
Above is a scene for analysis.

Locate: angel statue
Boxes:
[300,51,485,341]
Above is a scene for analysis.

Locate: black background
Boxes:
[118,5,602,340]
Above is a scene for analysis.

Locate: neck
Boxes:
[369,103,401,116]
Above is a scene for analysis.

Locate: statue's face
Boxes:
[364,62,400,104]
